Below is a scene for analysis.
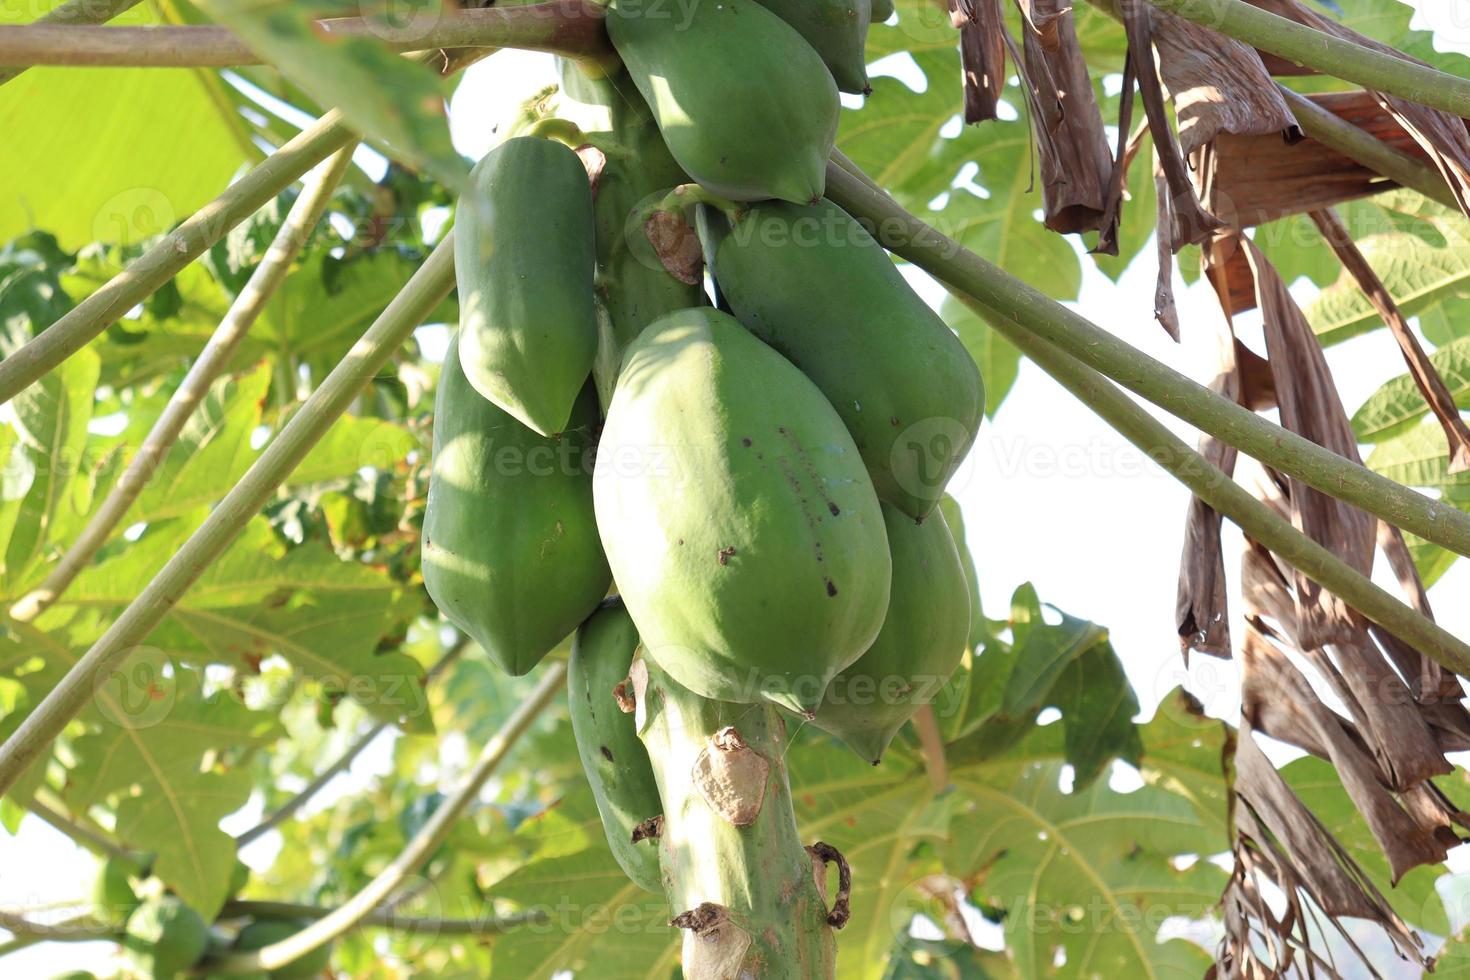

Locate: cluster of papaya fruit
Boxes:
[422,0,981,893]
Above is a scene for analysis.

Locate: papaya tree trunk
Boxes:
[632,654,845,979]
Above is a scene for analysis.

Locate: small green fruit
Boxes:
[234,919,333,979]
[123,896,209,979]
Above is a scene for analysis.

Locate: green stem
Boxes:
[0,0,140,86]
[8,144,358,625]
[200,662,564,974]
[958,293,1470,673]
[0,910,119,944]
[523,116,593,148]
[821,161,1470,559]
[642,183,744,225]
[634,655,840,980]
[0,236,456,799]
[26,789,150,872]
[219,899,544,935]
[1133,0,1470,119]
[1276,86,1461,211]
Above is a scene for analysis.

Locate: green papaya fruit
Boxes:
[568,599,664,893]
[456,135,598,437]
[595,308,891,714]
[752,0,871,94]
[871,0,894,23]
[122,896,209,979]
[706,199,984,520]
[92,855,140,924]
[233,920,333,979]
[606,0,840,204]
[812,503,969,763]
[559,65,706,411]
[938,492,986,649]
[422,332,611,675]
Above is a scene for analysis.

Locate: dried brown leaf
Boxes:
[1249,0,1470,219]
[1311,208,1470,473]
[1238,238,1376,648]
[1015,0,1114,234]
[952,0,1007,124]
[1193,91,1431,229]
[1149,9,1298,156]
[1120,0,1222,248]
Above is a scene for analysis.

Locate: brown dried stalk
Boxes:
[1309,208,1470,473]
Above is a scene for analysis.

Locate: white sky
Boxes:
[6,3,1470,974]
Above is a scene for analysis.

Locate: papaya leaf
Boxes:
[1419,294,1470,347]
[1,345,99,590]
[0,8,247,248]
[1352,335,1470,442]
[1431,930,1470,977]
[947,585,1140,784]
[948,742,1223,979]
[112,360,419,528]
[1135,689,1231,842]
[1306,202,1470,346]
[58,519,430,730]
[790,744,960,980]
[52,664,278,919]
[195,0,470,195]
[1365,418,1470,489]
[486,790,677,980]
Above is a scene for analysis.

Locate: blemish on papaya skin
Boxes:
[890,417,901,427]
[741,437,752,447]
[600,745,614,762]
[825,579,837,597]
[717,546,737,565]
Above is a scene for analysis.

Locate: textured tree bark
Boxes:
[632,654,841,979]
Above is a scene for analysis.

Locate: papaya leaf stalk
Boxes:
[822,162,1470,560]
[8,143,359,626]
[0,0,140,85]
[0,48,486,407]
[954,292,1470,674]
[0,237,456,799]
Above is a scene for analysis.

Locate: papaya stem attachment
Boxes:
[523,116,592,149]
[807,842,853,929]
[641,183,743,226]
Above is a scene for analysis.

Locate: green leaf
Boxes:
[1365,419,1470,488]
[0,3,248,247]
[60,519,429,729]
[1135,689,1231,842]
[56,664,279,918]
[195,0,470,194]
[1431,930,1470,977]
[1306,200,1470,345]
[113,360,419,528]
[487,791,677,980]
[1352,335,1470,442]
[0,346,98,588]
[948,736,1224,979]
